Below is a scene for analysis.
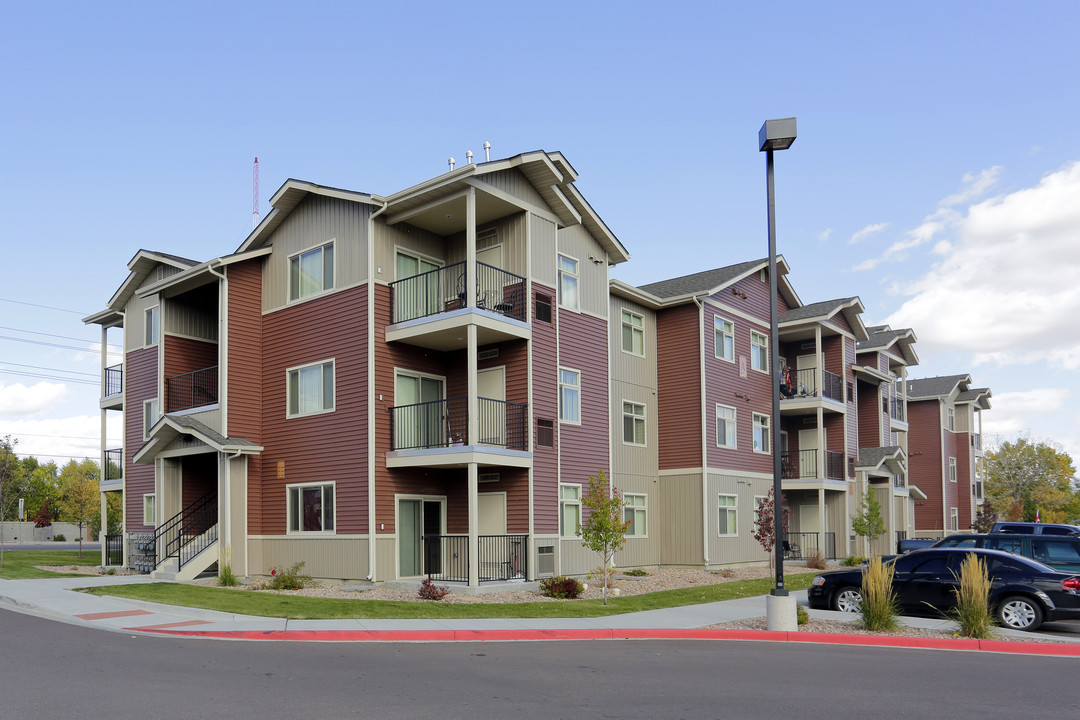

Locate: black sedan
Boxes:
[807,548,1080,631]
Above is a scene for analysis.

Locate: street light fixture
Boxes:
[760,117,797,631]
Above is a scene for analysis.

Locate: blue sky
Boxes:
[2,1,1079,464]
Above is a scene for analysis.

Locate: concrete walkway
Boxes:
[1,575,1078,655]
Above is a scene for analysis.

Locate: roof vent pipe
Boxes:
[466,150,474,164]
[448,156,456,171]
[484,141,491,161]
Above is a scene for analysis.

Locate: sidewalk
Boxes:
[1,575,1078,655]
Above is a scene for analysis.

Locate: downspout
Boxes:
[367,201,388,581]
[692,294,709,566]
[208,261,233,573]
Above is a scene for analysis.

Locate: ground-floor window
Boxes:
[624,493,647,536]
[718,494,738,536]
[143,493,155,525]
[949,507,958,532]
[287,482,335,533]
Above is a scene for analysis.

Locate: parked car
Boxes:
[990,521,1080,536]
[806,548,1080,631]
[931,533,1080,573]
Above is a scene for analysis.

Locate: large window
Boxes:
[287,360,335,417]
[558,255,579,310]
[621,310,644,356]
[143,494,156,526]
[289,242,335,301]
[624,494,647,537]
[143,398,159,440]
[714,318,734,362]
[752,412,771,454]
[750,330,769,372]
[949,457,957,482]
[560,484,581,536]
[623,401,646,446]
[718,494,737,536]
[144,306,159,347]
[716,404,737,448]
[287,482,335,533]
[559,368,580,423]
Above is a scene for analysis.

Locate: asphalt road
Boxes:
[1,611,1077,719]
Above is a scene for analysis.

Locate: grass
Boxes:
[81,572,816,620]
[0,550,92,579]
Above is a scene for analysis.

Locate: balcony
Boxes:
[388,396,530,468]
[781,449,845,481]
[165,366,219,413]
[102,448,123,487]
[101,363,123,409]
[387,261,529,351]
[780,367,843,406]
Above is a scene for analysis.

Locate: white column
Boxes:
[465,187,476,309]
[818,487,826,557]
[468,462,479,587]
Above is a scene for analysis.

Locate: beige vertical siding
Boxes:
[164,292,218,341]
[375,536,396,582]
[826,489,849,556]
[444,212,528,278]
[478,169,548,208]
[530,216,557,287]
[373,220,445,285]
[608,297,658,389]
[707,473,773,566]
[247,537,369,580]
[224,455,247,574]
[556,224,609,316]
[262,196,370,311]
[559,537,595,576]
[610,381,658,476]
[126,291,159,352]
[658,473,704,565]
[183,407,222,434]
[611,472,660,568]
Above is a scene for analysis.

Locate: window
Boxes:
[558,255,579,310]
[559,368,580,423]
[560,484,581,536]
[143,398,159,440]
[287,360,335,417]
[621,310,644,356]
[718,494,737,536]
[950,507,959,532]
[143,494,155,525]
[536,418,554,447]
[716,404,737,449]
[949,457,957,483]
[947,406,955,431]
[750,331,769,372]
[752,413,771,454]
[535,294,552,323]
[624,494,647,537]
[144,306,159,346]
[622,401,646,445]
[289,242,334,301]
[287,482,335,533]
[753,495,767,534]
[714,318,734,361]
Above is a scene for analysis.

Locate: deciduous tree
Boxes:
[578,471,630,604]
[984,438,1077,522]
[58,459,100,559]
[753,488,791,570]
[852,483,887,556]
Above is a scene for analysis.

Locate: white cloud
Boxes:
[981,389,1068,438]
[817,228,833,244]
[886,161,1080,366]
[850,222,889,244]
[941,166,1002,206]
[0,381,68,416]
[0,414,122,463]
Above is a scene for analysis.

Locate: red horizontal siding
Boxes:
[657,304,701,470]
[558,309,610,486]
[532,285,558,534]
[124,347,157,532]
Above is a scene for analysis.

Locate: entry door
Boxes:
[395,251,441,320]
[395,374,444,449]
[478,492,509,579]
[476,244,504,308]
[799,428,824,478]
[797,354,815,395]
[477,366,506,445]
[398,498,444,577]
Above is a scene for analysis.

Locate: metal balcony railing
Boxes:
[890,400,905,421]
[781,449,844,480]
[165,365,218,413]
[821,369,843,401]
[419,534,528,583]
[104,448,123,481]
[783,532,837,560]
[781,367,842,402]
[389,261,527,324]
[391,396,528,451]
[893,473,906,488]
[104,364,123,396]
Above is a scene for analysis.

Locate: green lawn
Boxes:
[0,550,94,579]
[81,572,816,620]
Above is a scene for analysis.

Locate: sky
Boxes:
[2,1,1079,467]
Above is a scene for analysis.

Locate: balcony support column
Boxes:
[816,407,824,480]
[466,187,476,309]
[814,325,823,400]
[468,462,479,588]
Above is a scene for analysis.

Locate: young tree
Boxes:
[578,470,630,605]
[971,500,997,533]
[852,482,887,556]
[58,459,100,559]
[753,488,791,570]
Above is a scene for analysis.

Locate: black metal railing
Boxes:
[104,364,123,396]
[423,534,469,583]
[165,365,218,413]
[821,369,843,401]
[824,450,844,480]
[971,433,981,450]
[478,398,528,450]
[784,532,820,560]
[154,491,218,571]
[391,396,527,451]
[389,261,527,324]
[781,450,805,479]
[780,449,843,480]
[420,534,528,583]
[890,400,904,421]
[104,534,124,566]
[781,367,842,402]
[104,448,123,481]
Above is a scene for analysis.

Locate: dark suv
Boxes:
[990,522,1080,536]
[932,533,1080,573]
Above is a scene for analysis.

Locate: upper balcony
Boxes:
[165,365,219,413]
[782,449,845,482]
[386,395,531,469]
[100,363,124,410]
[100,447,123,490]
[386,261,530,351]
[779,366,845,414]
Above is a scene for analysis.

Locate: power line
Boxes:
[0,431,112,441]
[0,361,97,378]
[0,335,121,356]
[0,297,88,315]
[0,369,99,386]
[0,325,123,351]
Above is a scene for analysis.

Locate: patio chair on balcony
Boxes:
[783,540,801,560]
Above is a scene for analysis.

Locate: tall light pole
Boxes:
[759,117,797,631]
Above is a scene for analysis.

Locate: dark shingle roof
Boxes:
[857,446,903,468]
[150,250,200,267]
[858,325,909,351]
[780,297,858,322]
[906,374,970,399]
[638,258,766,299]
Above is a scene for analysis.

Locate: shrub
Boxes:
[623,568,649,577]
[841,555,867,567]
[418,577,450,601]
[264,562,311,590]
[218,564,239,587]
[796,604,810,626]
[540,575,584,599]
[53,534,66,542]
[105,568,116,576]
[860,556,898,632]
[805,551,828,570]
[952,552,995,639]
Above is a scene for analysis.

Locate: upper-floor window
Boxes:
[947,406,955,431]
[949,457,957,483]
[752,412,771,454]
[536,418,555,447]
[714,318,734,362]
[143,398,159,440]
[559,368,581,423]
[558,255,579,310]
[144,306,159,347]
[289,242,335,301]
[535,294,553,323]
[750,331,769,373]
[622,401,646,446]
[287,481,335,533]
[287,360,335,417]
[716,404,737,448]
[621,310,644,356]
[624,494,647,537]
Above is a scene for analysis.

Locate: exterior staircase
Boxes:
[149,491,219,581]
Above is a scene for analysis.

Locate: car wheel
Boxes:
[997,595,1044,631]
[832,586,863,613]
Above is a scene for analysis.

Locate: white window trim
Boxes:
[753,494,767,535]
[559,483,582,537]
[620,309,645,358]
[286,481,336,535]
[143,493,156,526]
[947,406,956,431]
[624,493,648,538]
[715,404,737,449]
[752,412,771,454]
[144,305,159,348]
[143,398,159,440]
[557,253,580,312]
[287,240,336,304]
[949,456,957,483]
[718,494,738,537]
[286,359,336,419]
[714,317,735,363]
[393,246,444,280]
[950,507,959,532]
[622,400,646,447]
[750,330,769,374]
[558,366,581,425]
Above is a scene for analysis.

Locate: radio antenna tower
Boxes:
[252,156,260,228]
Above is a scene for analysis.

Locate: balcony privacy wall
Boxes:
[657,303,701,470]
[531,284,559,534]
[125,346,158,532]
[556,307,610,491]
[909,399,945,531]
[226,260,264,533]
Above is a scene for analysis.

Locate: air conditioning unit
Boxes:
[478,473,500,483]
[537,545,555,576]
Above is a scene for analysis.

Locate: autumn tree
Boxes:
[984,438,1078,522]
[578,470,630,604]
[58,459,100,559]
[971,500,997,533]
[852,482,887,556]
[0,436,29,568]
[753,488,791,569]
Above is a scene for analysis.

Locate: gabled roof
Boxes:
[857,446,905,475]
[133,415,263,464]
[956,387,992,410]
[779,297,868,341]
[906,374,972,400]
[858,324,919,366]
[84,250,201,323]
[630,257,800,308]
